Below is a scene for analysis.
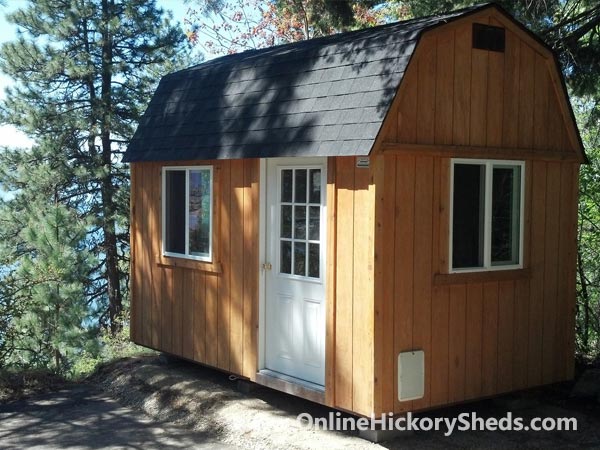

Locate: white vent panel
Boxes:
[398,350,424,401]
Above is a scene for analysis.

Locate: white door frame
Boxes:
[257,157,327,382]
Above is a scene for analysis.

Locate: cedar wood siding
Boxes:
[130,156,379,417]
[130,159,260,380]
[371,10,581,415]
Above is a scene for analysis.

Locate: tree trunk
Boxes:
[101,0,122,334]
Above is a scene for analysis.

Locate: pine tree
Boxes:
[0,0,187,365]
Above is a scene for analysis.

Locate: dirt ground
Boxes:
[91,355,600,449]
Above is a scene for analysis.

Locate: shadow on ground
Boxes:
[93,355,600,449]
[0,383,234,449]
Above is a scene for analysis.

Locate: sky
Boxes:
[0,0,192,149]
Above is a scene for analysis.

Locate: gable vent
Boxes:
[472,23,505,52]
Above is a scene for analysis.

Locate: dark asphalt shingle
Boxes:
[124,4,491,162]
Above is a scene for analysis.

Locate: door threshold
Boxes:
[256,369,325,405]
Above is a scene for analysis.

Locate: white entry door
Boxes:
[264,158,326,386]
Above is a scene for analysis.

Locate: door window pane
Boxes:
[281,205,292,238]
[280,241,292,274]
[491,166,521,265]
[294,242,306,276]
[452,164,485,269]
[308,206,320,240]
[308,243,320,278]
[281,170,293,203]
[295,169,307,203]
[294,205,306,239]
[165,170,186,254]
[189,169,211,257]
[309,169,321,204]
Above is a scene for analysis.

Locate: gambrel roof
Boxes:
[124,3,583,162]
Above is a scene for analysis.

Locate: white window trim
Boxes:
[449,158,525,274]
[162,165,213,262]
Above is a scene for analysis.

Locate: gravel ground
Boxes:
[94,356,600,449]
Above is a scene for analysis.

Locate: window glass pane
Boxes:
[491,165,521,265]
[452,164,485,269]
[308,206,320,241]
[294,205,306,239]
[281,205,292,238]
[165,170,186,254]
[309,169,321,204]
[294,242,306,276]
[189,169,212,257]
[281,170,293,203]
[295,169,307,203]
[280,240,292,274]
[308,243,320,278]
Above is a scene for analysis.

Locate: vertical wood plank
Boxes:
[470,47,489,147]
[181,270,195,360]
[218,161,232,370]
[229,160,245,375]
[398,65,418,143]
[486,19,504,147]
[481,281,499,396]
[140,164,152,346]
[380,155,396,414]
[134,165,147,345]
[546,82,566,152]
[497,280,515,393]
[518,43,535,148]
[373,155,384,415]
[533,53,549,150]
[352,163,374,415]
[513,279,530,389]
[411,156,434,411]
[325,157,337,407]
[528,161,547,386]
[161,269,173,353]
[172,268,183,356]
[465,283,483,400]
[193,271,207,362]
[448,284,466,403]
[394,155,415,414]
[417,35,437,145]
[430,286,449,406]
[150,164,161,349]
[430,157,449,407]
[435,31,454,145]
[206,273,218,367]
[439,158,451,273]
[242,159,259,379]
[453,23,472,145]
[502,30,520,148]
[542,162,561,383]
[334,157,354,411]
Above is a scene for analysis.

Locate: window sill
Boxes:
[433,268,531,286]
[156,254,222,273]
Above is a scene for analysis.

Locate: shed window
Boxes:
[450,160,524,272]
[163,166,213,261]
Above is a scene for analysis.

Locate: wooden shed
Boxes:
[124,3,586,417]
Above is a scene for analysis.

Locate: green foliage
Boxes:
[0,0,189,373]
[575,97,600,357]
[71,319,153,379]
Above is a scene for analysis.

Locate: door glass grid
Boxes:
[280,168,321,278]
